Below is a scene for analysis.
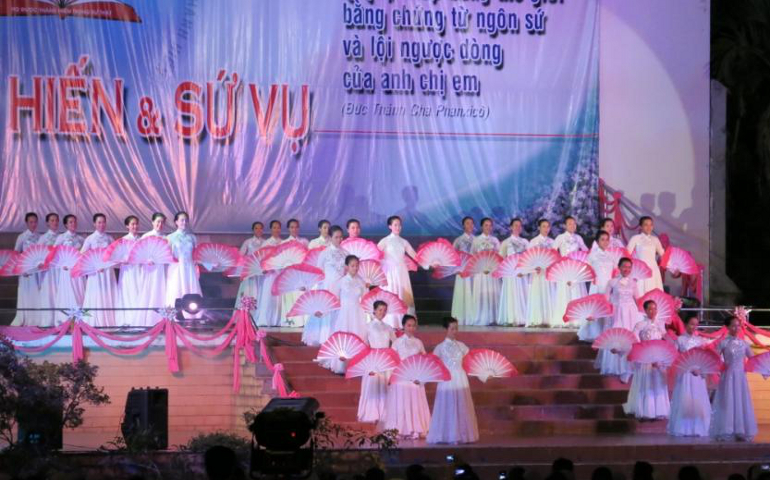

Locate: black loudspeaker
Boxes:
[121,388,168,450]
[17,404,63,450]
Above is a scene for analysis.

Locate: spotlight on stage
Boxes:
[175,293,205,315]
[249,397,322,478]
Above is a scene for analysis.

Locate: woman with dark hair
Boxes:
[138,212,168,325]
[11,212,40,326]
[52,214,86,325]
[81,213,117,326]
[451,216,475,325]
[426,317,478,444]
[116,216,143,325]
[377,216,418,328]
[384,315,430,439]
[165,211,202,319]
[710,315,757,441]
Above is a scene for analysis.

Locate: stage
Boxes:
[5,326,770,479]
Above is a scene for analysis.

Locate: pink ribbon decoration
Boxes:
[71,320,84,362]
[164,320,180,373]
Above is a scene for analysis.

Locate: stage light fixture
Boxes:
[249,397,322,478]
[175,294,205,314]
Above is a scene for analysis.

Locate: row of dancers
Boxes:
[11,211,200,327]
[353,310,478,444]
[11,211,668,335]
[327,297,757,444]
[617,305,756,441]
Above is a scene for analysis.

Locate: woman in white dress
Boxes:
[384,315,431,439]
[426,317,479,444]
[308,219,331,249]
[358,300,397,424]
[235,221,265,321]
[471,217,501,326]
[81,213,117,326]
[35,213,60,326]
[581,231,615,341]
[256,220,283,327]
[626,216,665,296]
[623,300,670,420]
[668,315,711,437]
[303,226,346,346]
[11,212,41,327]
[138,212,168,326]
[377,216,417,329]
[551,216,588,329]
[53,215,86,325]
[497,218,529,326]
[591,218,626,251]
[711,315,757,441]
[596,257,639,381]
[451,216,475,325]
[280,218,310,327]
[116,216,143,326]
[333,255,368,340]
[525,219,555,327]
[165,211,202,319]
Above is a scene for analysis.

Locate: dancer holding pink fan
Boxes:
[356,300,397,425]
[497,218,529,327]
[470,217,501,326]
[668,314,715,437]
[165,211,202,319]
[384,315,432,439]
[626,216,665,296]
[138,212,169,325]
[623,300,670,420]
[524,219,558,327]
[451,216,476,325]
[80,213,117,326]
[11,212,40,327]
[426,317,479,444]
[583,231,618,340]
[377,216,418,329]
[711,315,758,441]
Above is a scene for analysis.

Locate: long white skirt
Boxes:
[383,381,431,438]
[358,372,389,423]
[426,368,479,444]
[11,273,40,326]
[623,363,670,419]
[451,275,474,326]
[383,261,414,328]
[82,269,118,326]
[139,264,167,325]
[334,302,367,341]
[116,265,144,326]
[525,272,552,327]
[166,260,202,319]
[302,313,333,346]
[668,372,710,437]
[594,349,632,382]
[471,273,500,326]
[37,270,59,327]
[497,276,528,326]
[551,282,586,329]
[710,368,758,440]
[256,272,281,327]
[637,260,663,296]
[281,291,306,327]
[53,270,84,325]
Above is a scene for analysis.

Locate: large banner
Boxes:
[0,0,599,236]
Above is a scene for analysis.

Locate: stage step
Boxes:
[262,329,652,438]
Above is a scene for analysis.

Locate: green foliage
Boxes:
[0,335,110,449]
[180,431,251,458]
